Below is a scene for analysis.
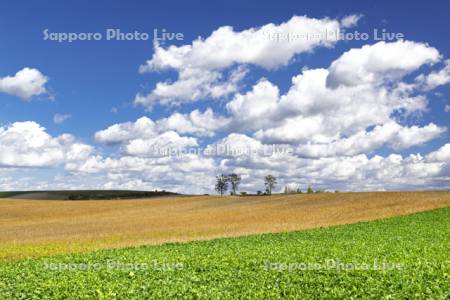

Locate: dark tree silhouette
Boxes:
[228,173,241,195]
[215,174,229,196]
[264,175,277,195]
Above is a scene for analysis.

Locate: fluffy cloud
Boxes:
[67,153,215,174]
[230,67,425,145]
[53,113,71,124]
[307,152,446,190]
[135,66,248,108]
[124,131,198,157]
[65,152,217,194]
[389,123,446,149]
[415,59,450,90]
[223,41,446,157]
[157,108,230,137]
[0,68,48,100]
[141,16,346,71]
[214,133,449,192]
[135,15,357,108]
[95,116,206,158]
[96,109,228,146]
[426,143,450,163]
[95,117,156,144]
[3,120,448,193]
[340,14,363,28]
[205,133,264,158]
[0,121,92,168]
[326,40,440,88]
[226,79,280,131]
[290,122,445,158]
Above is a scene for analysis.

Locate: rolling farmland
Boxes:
[0,205,449,299]
[1,191,449,260]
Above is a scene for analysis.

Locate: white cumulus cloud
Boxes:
[135,15,356,108]
[326,40,440,88]
[0,67,48,100]
[0,121,92,168]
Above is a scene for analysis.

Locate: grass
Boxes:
[0,206,448,299]
[0,192,26,198]
[1,191,449,260]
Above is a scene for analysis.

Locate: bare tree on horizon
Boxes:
[264,175,277,195]
[215,174,229,196]
[228,173,241,195]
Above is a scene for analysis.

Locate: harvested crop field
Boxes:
[0,191,449,260]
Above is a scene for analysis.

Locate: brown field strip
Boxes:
[0,191,449,260]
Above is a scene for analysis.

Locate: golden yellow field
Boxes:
[0,191,449,260]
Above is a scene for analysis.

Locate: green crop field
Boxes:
[0,207,449,299]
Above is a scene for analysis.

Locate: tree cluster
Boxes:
[215,174,279,196]
[215,173,242,196]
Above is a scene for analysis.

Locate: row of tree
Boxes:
[283,185,316,194]
[214,174,327,195]
[215,173,241,196]
[215,174,278,196]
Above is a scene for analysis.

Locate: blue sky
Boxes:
[1,0,449,193]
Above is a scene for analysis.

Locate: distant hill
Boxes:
[0,190,179,200]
